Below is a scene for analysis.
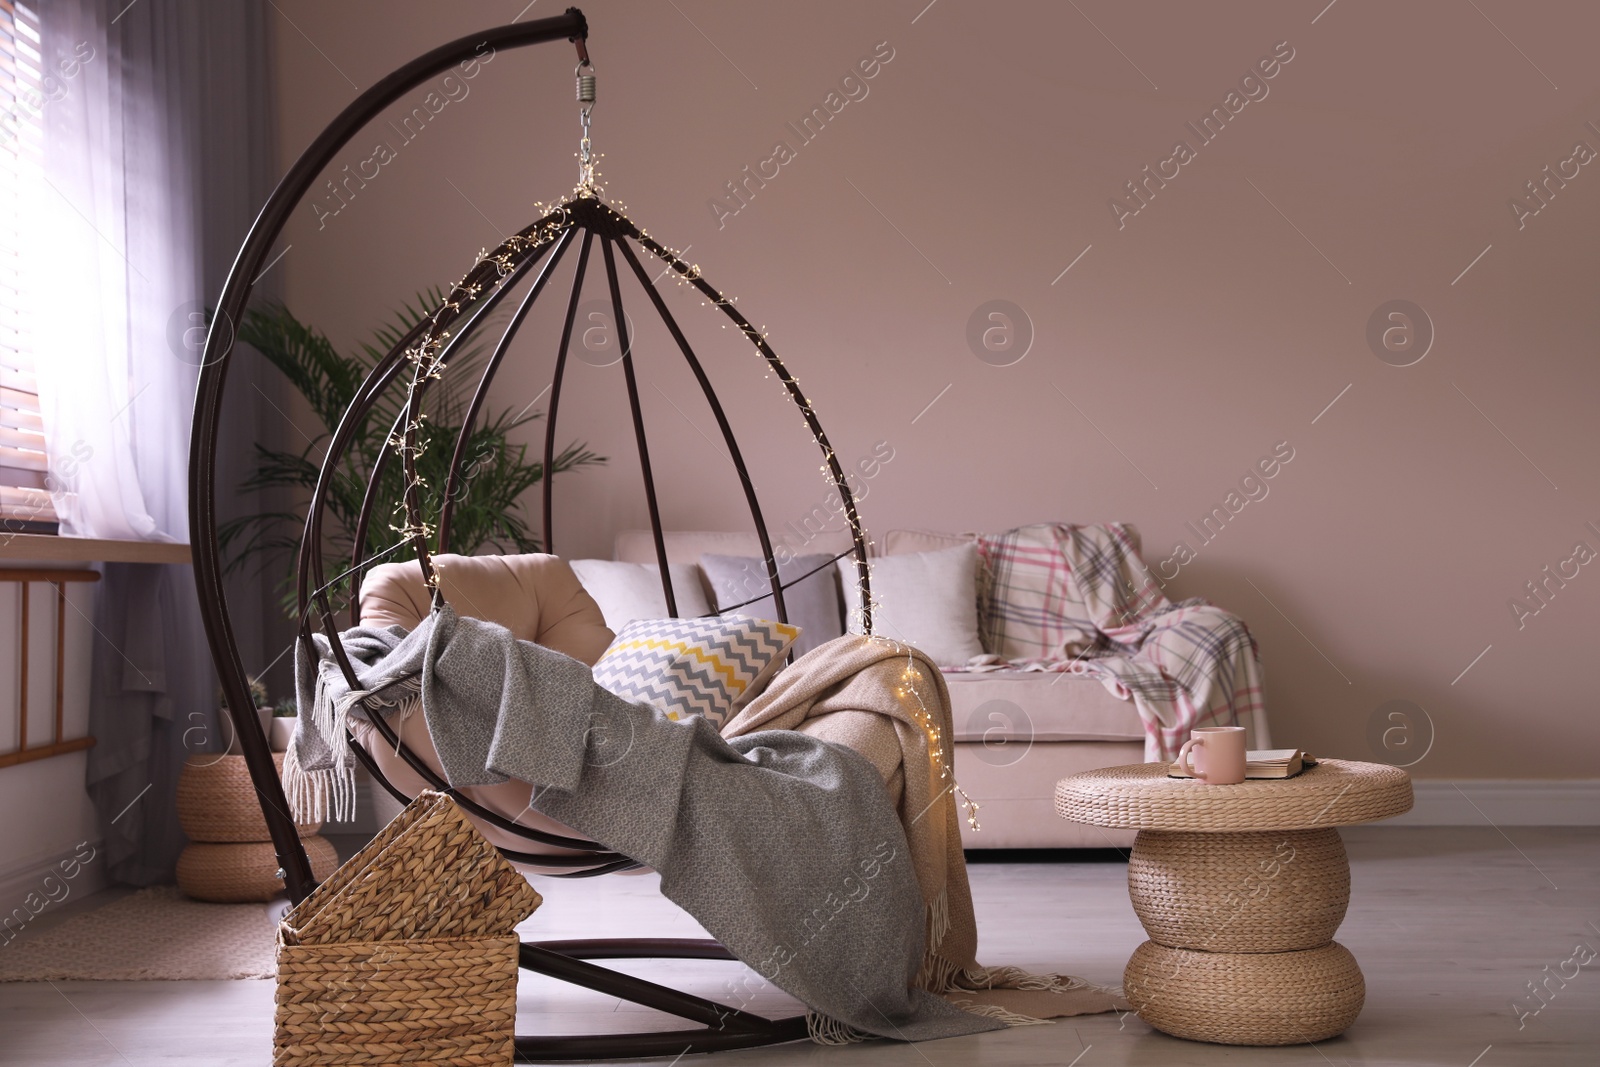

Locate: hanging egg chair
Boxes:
[189,10,872,1059]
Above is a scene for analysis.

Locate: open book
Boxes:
[1168,749,1317,780]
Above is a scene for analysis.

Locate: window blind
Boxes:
[0,0,53,534]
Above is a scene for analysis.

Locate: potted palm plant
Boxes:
[221,291,604,617]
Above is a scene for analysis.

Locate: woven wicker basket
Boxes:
[274,936,520,1067]
[178,836,339,903]
[273,791,543,1067]
[1124,939,1364,1046]
[1128,828,1349,953]
[177,753,321,842]
[282,790,542,944]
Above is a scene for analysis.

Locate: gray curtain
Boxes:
[39,0,281,885]
[87,563,213,885]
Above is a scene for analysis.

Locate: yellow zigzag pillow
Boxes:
[592,615,800,729]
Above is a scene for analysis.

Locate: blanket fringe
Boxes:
[392,691,422,731]
[280,738,356,825]
[806,1012,872,1045]
[292,662,363,823]
[914,888,1083,999]
[948,1000,1057,1026]
[912,888,953,991]
[958,965,1088,993]
[914,886,1098,1028]
[289,667,424,825]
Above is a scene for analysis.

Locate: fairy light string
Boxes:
[879,635,981,833]
[392,208,571,589]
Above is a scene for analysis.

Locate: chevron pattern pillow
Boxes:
[592,615,800,729]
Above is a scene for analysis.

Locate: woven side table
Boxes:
[1055,759,1412,1046]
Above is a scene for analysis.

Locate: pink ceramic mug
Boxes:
[1176,726,1247,785]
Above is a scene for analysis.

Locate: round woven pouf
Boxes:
[176,752,331,902]
[1128,827,1349,953]
[1124,940,1365,1046]
[177,753,321,841]
[1055,759,1411,1046]
[177,837,339,903]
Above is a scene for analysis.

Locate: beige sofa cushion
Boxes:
[884,526,1143,556]
[945,672,1144,742]
[615,528,857,565]
[883,528,977,555]
[953,740,1142,850]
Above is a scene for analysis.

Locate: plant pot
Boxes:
[176,750,337,904]
[225,706,275,755]
[270,716,296,753]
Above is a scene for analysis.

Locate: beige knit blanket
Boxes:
[723,634,1127,1030]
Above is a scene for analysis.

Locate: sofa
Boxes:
[584,528,1271,852]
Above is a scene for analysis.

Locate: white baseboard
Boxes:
[0,840,107,922]
[1385,780,1600,826]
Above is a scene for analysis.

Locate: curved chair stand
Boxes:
[188,9,870,1059]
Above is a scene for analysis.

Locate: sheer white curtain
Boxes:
[29,0,275,885]
[34,0,196,541]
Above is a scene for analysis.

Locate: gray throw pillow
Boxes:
[699,553,844,656]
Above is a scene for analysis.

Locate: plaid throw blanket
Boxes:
[964,523,1264,761]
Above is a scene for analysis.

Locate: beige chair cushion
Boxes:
[360,552,614,663]
[354,553,617,867]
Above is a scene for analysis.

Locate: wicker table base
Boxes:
[1122,827,1362,1045]
[1054,760,1412,1046]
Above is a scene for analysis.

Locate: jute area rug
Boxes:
[0,887,277,981]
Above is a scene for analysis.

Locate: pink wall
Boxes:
[271,1,1599,779]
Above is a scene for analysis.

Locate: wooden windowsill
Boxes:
[0,534,192,565]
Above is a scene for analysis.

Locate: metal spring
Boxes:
[576,72,596,105]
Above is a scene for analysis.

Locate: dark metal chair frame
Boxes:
[187,9,876,1060]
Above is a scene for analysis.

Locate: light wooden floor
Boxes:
[2,827,1595,1066]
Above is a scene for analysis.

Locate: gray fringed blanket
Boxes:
[289,604,1001,1042]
